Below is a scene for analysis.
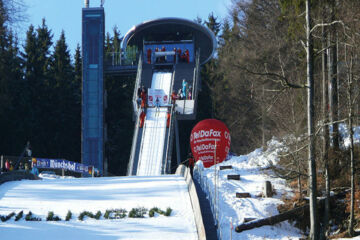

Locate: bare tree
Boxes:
[306,0,319,239]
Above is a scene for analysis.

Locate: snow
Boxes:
[136,72,172,176]
[0,175,197,240]
[194,139,304,240]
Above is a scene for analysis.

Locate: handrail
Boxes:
[163,104,175,174]
[132,52,143,113]
[127,108,141,176]
[135,112,148,175]
[193,48,201,101]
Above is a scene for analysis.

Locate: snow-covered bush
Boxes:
[128,207,147,218]
[104,209,127,219]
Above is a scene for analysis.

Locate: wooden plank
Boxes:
[236,192,251,198]
[220,165,232,170]
[227,174,240,180]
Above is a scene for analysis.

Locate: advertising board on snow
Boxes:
[32,158,95,174]
[147,88,169,107]
[190,119,231,168]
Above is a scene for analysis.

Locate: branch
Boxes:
[310,20,344,33]
[233,64,306,89]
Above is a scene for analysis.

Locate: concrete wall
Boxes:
[176,164,206,240]
[0,171,39,185]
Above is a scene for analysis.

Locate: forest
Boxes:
[0,0,360,238]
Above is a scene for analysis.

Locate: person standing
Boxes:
[140,87,147,109]
[171,91,178,104]
[161,46,166,62]
[166,109,171,128]
[173,48,177,63]
[155,97,160,114]
[9,161,13,171]
[182,79,188,99]
[185,49,190,63]
[187,153,194,176]
[177,48,182,62]
[139,110,146,128]
[4,159,10,172]
[147,48,152,64]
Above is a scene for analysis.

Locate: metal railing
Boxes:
[163,104,175,174]
[132,52,143,114]
[127,108,142,176]
[192,48,201,102]
[104,50,140,67]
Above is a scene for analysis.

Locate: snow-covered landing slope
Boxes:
[0,176,197,240]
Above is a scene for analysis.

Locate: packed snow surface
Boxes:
[0,175,197,240]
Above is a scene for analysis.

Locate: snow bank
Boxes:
[194,139,303,240]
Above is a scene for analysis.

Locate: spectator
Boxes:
[187,152,194,176]
[137,86,143,107]
[9,161,14,171]
[155,97,160,113]
[177,89,183,100]
[185,49,190,63]
[177,48,182,62]
[155,47,159,63]
[182,79,188,99]
[19,162,24,170]
[173,48,177,63]
[24,162,29,172]
[188,86,192,100]
[139,110,146,128]
[4,159,10,172]
[161,46,166,62]
[30,162,39,176]
[171,91,178,104]
[166,110,171,128]
[140,88,147,108]
[147,48,152,64]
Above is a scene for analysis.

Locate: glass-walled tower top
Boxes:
[122,18,217,65]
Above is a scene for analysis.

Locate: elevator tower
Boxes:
[81,5,105,174]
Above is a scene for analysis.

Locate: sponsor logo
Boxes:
[50,160,76,171]
[193,129,221,140]
[198,155,213,161]
[194,143,216,153]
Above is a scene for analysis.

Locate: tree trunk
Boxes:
[328,0,340,150]
[347,52,355,237]
[235,204,309,233]
[321,10,330,238]
[306,1,319,239]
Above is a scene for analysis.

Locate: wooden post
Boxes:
[263,181,273,197]
[220,165,232,170]
[227,175,240,180]
[236,192,251,198]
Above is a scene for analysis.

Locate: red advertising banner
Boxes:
[190,119,231,168]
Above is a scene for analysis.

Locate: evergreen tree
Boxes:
[205,12,221,37]
[0,0,24,154]
[51,31,79,160]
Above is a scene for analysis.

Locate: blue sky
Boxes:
[22,0,231,55]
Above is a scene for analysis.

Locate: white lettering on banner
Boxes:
[194,143,216,153]
[50,160,76,171]
[198,155,213,161]
[193,129,221,140]
[224,131,231,140]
